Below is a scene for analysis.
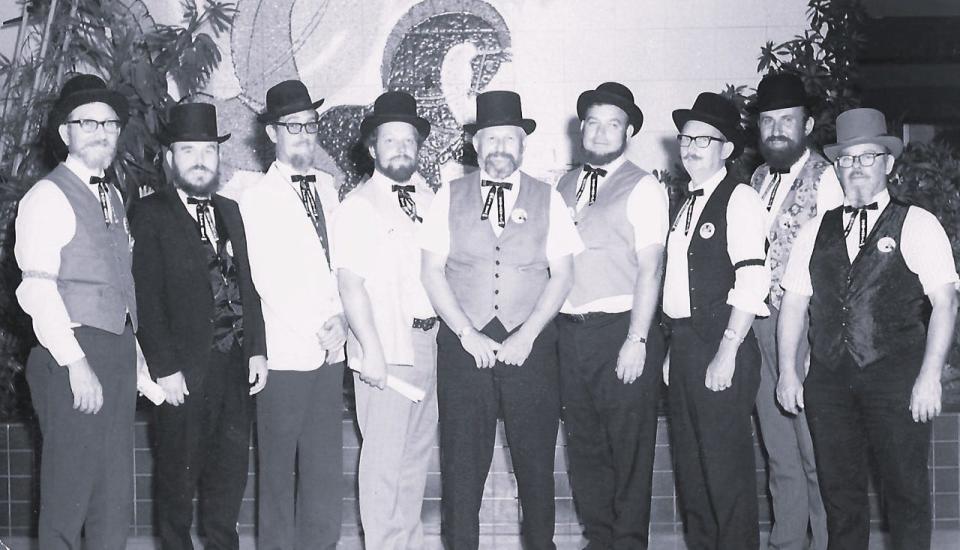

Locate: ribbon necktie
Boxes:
[576,165,608,207]
[187,197,218,245]
[391,184,421,222]
[89,176,112,225]
[480,180,514,228]
[291,174,331,265]
[843,202,879,247]
[763,168,789,212]
[670,188,705,236]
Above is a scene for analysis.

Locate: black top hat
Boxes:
[161,103,230,145]
[360,91,431,139]
[51,74,129,129]
[577,82,644,135]
[257,80,325,123]
[754,73,809,113]
[672,92,745,158]
[463,91,536,135]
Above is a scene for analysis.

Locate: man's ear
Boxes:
[884,152,896,176]
[367,145,377,161]
[804,116,815,137]
[164,148,173,168]
[720,140,735,160]
[265,124,278,144]
[58,124,70,148]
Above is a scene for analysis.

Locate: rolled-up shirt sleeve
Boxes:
[725,185,772,317]
[779,216,821,297]
[627,174,670,250]
[14,181,85,366]
[546,191,585,261]
[902,207,960,294]
[417,184,451,256]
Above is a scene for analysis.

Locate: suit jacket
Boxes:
[130,188,266,389]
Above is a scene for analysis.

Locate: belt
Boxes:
[412,317,439,331]
[558,311,616,323]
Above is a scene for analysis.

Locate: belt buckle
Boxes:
[413,317,437,331]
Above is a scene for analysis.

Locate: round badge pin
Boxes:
[699,222,715,239]
[877,236,897,253]
[511,208,528,224]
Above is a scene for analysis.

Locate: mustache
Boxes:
[388,154,415,163]
[186,165,213,174]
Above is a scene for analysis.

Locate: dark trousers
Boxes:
[804,353,931,550]
[154,344,252,550]
[437,319,560,550]
[557,312,665,550]
[26,324,137,550]
[256,363,344,550]
[667,319,761,550]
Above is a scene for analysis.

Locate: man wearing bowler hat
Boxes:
[15,73,137,549]
[130,102,267,550]
[239,79,346,550]
[778,108,958,550]
[663,92,770,549]
[331,90,436,550]
[749,72,841,550]
[419,90,583,550]
[554,82,669,549]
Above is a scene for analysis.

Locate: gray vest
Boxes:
[558,161,651,307]
[446,171,550,331]
[48,163,138,334]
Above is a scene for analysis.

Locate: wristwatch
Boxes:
[722,328,745,344]
[625,332,647,344]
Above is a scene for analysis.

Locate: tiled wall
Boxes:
[1,408,959,538]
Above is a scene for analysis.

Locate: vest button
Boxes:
[495,261,500,265]
[494,290,499,294]
[495,273,500,278]
[496,246,501,251]
[494,305,499,310]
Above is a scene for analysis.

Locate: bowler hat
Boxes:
[360,91,431,139]
[823,108,903,161]
[161,103,230,145]
[755,73,809,113]
[50,74,129,129]
[672,92,745,158]
[257,80,324,123]
[463,91,536,135]
[577,82,643,135]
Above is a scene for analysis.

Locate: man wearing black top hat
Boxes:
[419,90,583,550]
[240,79,346,550]
[749,73,840,550]
[778,108,959,550]
[662,92,770,549]
[15,74,137,550]
[554,82,669,549]
[130,103,266,550]
[331,91,436,550]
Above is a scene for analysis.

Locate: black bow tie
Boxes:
[187,197,216,244]
[89,176,109,186]
[391,184,415,193]
[481,180,513,228]
[187,197,211,207]
[843,203,879,248]
[89,176,112,225]
[577,165,608,207]
[391,184,421,223]
[686,188,705,198]
[583,165,607,177]
[671,188,705,236]
[843,202,878,213]
[291,174,316,184]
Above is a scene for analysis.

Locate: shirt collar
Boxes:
[843,187,890,210]
[64,154,105,185]
[689,166,727,196]
[585,154,627,176]
[479,169,521,188]
[273,159,314,186]
[175,187,212,212]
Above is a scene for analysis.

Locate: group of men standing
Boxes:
[13,68,958,550]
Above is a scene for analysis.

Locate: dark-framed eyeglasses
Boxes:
[677,134,725,148]
[834,152,888,168]
[273,121,321,135]
[64,119,123,133]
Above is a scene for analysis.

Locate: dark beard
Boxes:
[172,165,219,196]
[582,140,627,167]
[377,155,417,182]
[759,136,807,171]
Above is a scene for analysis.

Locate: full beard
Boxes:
[582,140,627,167]
[759,136,807,171]
[77,141,116,171]
[377,154,417,182]
[172,165,219,196]
[482,152,520,179]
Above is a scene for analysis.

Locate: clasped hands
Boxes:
[460,327,534,368]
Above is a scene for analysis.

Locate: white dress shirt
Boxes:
[781,188,960,296]
[757,149,845,236]
[561,155,669,314]
[15,155,124,366]
[418,169,585,260]
[663,167,771,319]
[332,170,435,367]
[240,160,343,370]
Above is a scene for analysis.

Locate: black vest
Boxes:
[809,201,929,370]
[677,175,740,340]
[204,208,244,353]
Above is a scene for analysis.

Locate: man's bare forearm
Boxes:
[919,284,959,379]
[627,245,665,338]
[337,270,382,355]
[777,291,811,380]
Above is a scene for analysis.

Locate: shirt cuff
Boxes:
[49,335,86,367]
[727,265,772,318]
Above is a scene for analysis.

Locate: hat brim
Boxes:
[52,89,129,128]
[359,115,432,140]
[161,132,231,146]
[576,90,643,135]
[823,135,904,161]
[672,109,744,159]
[463,118,536,135]
[257,98,325,123]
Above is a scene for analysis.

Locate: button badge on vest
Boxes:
[877,236,897,253]
[698,222,716,240]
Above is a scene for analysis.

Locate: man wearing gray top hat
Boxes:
[15,73,137,550]
[419,90,584,550]
[778,107,958,550]
[749,73,841,550]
